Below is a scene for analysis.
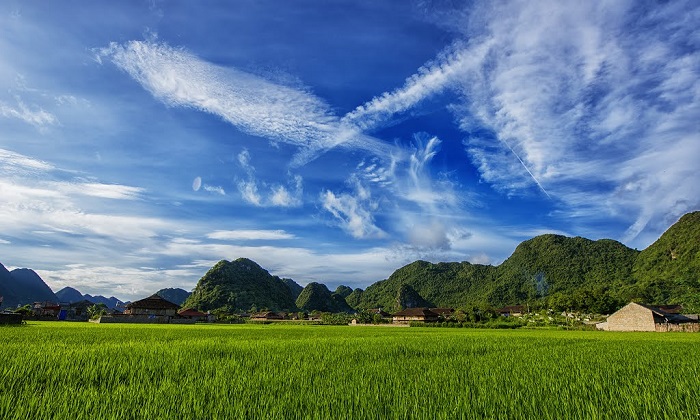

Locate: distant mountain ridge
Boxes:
[3,211,698,315]
[0,266,57,309]
[155,288,191,306]
[56,286,124,309]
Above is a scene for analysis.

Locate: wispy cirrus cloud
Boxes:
[97,39,391,166]
[340,0,699,245]
[236,149,302,207]
[321,176,385,240]
[207,230,295,241]
[0,96,58,129]
[0,148,164,243]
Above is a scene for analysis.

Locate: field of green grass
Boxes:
[1,322,699,419]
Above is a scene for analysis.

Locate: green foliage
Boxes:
[632,212,700,310]
[295,282,353,313]
[334,285,353,298]
[344,288,363,309]
[280,278,304,300]
[394,283,430,311]
[358,260,497,312]
[86,304,107,320]
[13,304,33,316]
[355,212,700,313]
[182,258,298,313]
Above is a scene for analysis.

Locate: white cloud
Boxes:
[0,238,11,245]
[50,182,145,200]
[203,185,225,196]
[98,39,390,166]
[236,149,303,207]
[0,96,58,129]
[346,0,699,245]
[342,43,491,132]
[0,148,53,173]
[149,237,402,289]
[321,180,385,239]
[207,230,295,241]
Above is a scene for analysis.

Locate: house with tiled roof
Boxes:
[178,308,208,322]
[392,307,439,324]
[251,311,284,321]
[124,294,180,316]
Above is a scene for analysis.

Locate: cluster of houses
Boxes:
[4,293,699,332]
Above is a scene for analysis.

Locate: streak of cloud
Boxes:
[98,40,391,166]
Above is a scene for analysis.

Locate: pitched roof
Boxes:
[393,307,439,317]
[126,294,180,310]
[430,308,454,316]
[368,308,391,316]
[628,302,697,324]
[496,305,526,314]
[178,308,207,317]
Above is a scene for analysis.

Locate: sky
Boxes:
[1,0,698,301]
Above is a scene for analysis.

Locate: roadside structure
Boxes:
[596,302,699,332]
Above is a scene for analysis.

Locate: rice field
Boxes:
[1,322,699,419]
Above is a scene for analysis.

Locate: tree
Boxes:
[87,304,107,319]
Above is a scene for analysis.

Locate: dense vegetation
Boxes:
[281,278,304,300]
[295,282,353,313]
[355,211,700,313]
[182,258,298,313]
[1,322,699,419]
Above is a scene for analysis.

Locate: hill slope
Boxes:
[295,282,353,313]
[632,211,700,310]
[354,211,700,313]
[56,286,85,303]
[183,258,298,312]
[356,260,496,312]
[0,263,18,309]
[156,288,191,306]
[1,268,58,308]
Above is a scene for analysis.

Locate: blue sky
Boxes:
[1,0,698,301]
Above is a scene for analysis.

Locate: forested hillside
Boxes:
[183,258,298,313]
[353,211,700,313]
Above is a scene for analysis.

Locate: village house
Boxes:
[392,307,440,324]
[430,308,455,319]
[178,308,209,322]
[95,294,193,324]
[251,311,284,321]
[368,308,392,321]
[496,305,527,317]
[33,301,62,318]
[123,294,180,316]
[596,302,699,332]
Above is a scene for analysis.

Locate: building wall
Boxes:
[656,323,700,332]
[392,316,437,323]
[124,308,177,316]
[606,303,656,331]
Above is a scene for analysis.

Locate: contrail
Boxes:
[500,138,551,199]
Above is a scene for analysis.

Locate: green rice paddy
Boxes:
[1,322,699,419]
